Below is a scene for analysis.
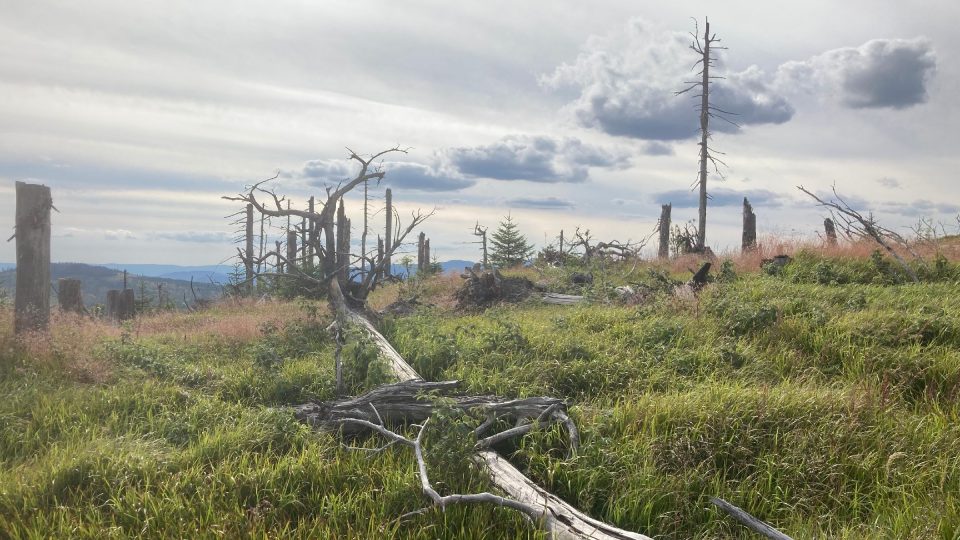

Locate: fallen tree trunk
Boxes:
[542,293,585,305]
[324,280,650,540]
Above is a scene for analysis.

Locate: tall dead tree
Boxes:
[677,18,731,252]
[384,188,393,278]
[307,196,316,268]
[658,203,672,259]
[244,203,254,291]
[13,181,53,334]
[286,230,298,273]
[742,197,756,252]
[336,199,351,284]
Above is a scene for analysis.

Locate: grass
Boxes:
[2,243,960,538]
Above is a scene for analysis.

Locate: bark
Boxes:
[14,181,52,333]
[710,498,793,540]
[286,230,298,273]
[658,204,671,259]
[696,20,710,252]
[742,197,756,252]
[245,204,254,292]
[57,278,84,313]
[384,188,393,278]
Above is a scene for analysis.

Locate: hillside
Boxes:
[0,263,222,309]
[1,246,959,538]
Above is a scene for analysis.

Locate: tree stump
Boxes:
[14,181,52,334]
[117,289,135,321]
[742,197,756,252]
[658,203,671,259]
[57,278,84,313]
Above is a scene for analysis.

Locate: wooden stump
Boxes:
[286,230,297,273]
[824,218,837,246]
[106,290,120,318]
[14,181,52,334]
[117,289,135,321]
[658,203,671,259]
[57,278,84,313]
[742,197,756,252]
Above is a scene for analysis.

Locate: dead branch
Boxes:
[710,497,793,540]
[797,185,919,282]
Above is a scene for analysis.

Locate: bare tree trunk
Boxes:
[377,236,384,283]
[286,231,298,273]
[658,203,671,259]
[118,289,135,321]
[336,199,350,285]
[824,218,838,246]
[424,238,430,272]
[696,20,710,252]
[106,290,120,319]
[742,197,756,252]
[384,188,393,278]
[417,231,426,272]
[57,278,83,314]
[361,179,369,281]
[14,181,52,334]
[308,196,316,268]
[245,204,254,293]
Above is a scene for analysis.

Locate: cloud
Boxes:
[652,187,787,208]
[504,196,575,210]
[877,177,901,188]
[294,159,474,192]
[445,135,628,183]
[642,142,674,156]
[776,38,936,109]
[150,231,233,243]
[104,229,136,241]
[880,199,960,217]
[542,18,794,141]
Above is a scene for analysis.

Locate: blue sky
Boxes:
[1,1,957,264]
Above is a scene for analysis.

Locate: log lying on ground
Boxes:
[710,497,793,540]
[542,293,585,305]
[323,281,650,540]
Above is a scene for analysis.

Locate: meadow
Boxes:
[2,240,960,538]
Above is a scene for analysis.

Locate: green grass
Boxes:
[3,252,960,538]
[385,266,960,538]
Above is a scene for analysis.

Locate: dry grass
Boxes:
[0,297,324,384]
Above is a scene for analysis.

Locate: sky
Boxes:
[1,0,957,265]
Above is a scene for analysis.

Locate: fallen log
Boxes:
[324,280,650,540]
[710,497,793,540]
[542,293,585,305]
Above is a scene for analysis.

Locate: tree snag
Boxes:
[13,181,53,334]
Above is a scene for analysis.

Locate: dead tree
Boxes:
[57,278,84,314]
[286,230,298,273]
[676,18,732,252]
[223,148,433,302]
[472,223,489,269]
[417,232,426,272]
[318,279,651,540]
[13,181,53,334]
[658,203,672,259]
[245,204,254,291]
[798,185,919,282]
[742,197,756,252]
[384,188,393,278]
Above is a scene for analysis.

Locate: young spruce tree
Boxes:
[489,214,534,268]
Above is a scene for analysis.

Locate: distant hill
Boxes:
[0,263,222,309]
[102,264,235,284]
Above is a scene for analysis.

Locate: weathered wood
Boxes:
[658,203,671,259]
[117,289,135,321]
[57,278,83,313]
[245,203,254,292]
[710,497,793,540]
[307,196,316,267]
[424,238,430,272]
[14,181,52,334]
[417,231,426,272]
[824,218,837,246]
[336,199,350,284]
[542,293,585,305]
[328,281,649,539]
[384,188,393,278]
[106,290,120,318]
[742,197,756,252]
[286,230,298,273]
[689,262,712,290]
